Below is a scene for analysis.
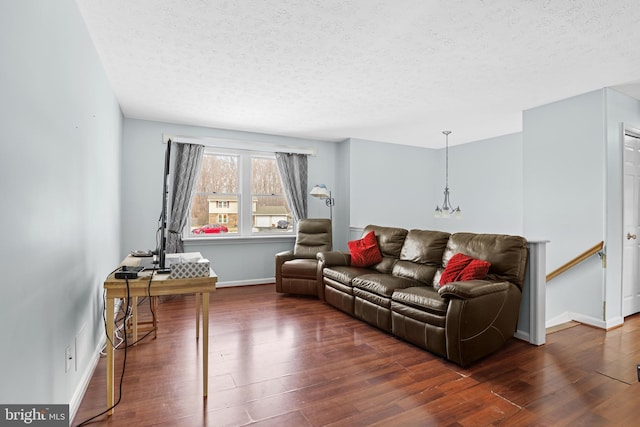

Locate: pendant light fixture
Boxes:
[435,130,462,218]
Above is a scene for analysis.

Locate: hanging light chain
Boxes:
[443,130,451,190]
[435,130,461,218]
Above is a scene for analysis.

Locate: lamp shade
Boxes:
[310,184,331,199]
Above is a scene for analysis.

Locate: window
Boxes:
[187,148,293,236]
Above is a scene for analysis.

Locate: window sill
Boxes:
[183,234,296,245]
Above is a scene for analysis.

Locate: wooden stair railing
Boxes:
[546,241,604,282]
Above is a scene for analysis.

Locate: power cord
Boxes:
[75,263,160,426]
[75,276,131,427]
[99,267,158,354]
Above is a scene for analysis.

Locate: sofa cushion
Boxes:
[399,229,451,264]
[392,262,439,286]
[281,258,319,279]
[436,233,528,290]
[362,225,408,273]
[363,225,408,258]
[293,218,332,258]
[353,274,421,298]
[389,229,450,285]
[348,231,383,267]
[391,286,448,316]
[323,266,371,286]
[324,277,356,295]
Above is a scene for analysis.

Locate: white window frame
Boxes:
[184,147,294,239]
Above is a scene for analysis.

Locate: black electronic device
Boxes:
[158,140,171,271]
[115,265,144,279]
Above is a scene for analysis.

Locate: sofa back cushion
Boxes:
[362,225,408,273]
[293,218,333,258]
[434,233,528,290]
[392,229,451,284]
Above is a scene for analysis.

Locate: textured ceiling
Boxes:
[75,0,640,148]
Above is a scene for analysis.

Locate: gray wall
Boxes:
[523,90,606,324]
[520,88,640,328]
[432,133,524,235]
[121,118,340,285]
[334,138,351,251]
[0,0,123,410]
[349,138,438,230]
[348,133,524,236]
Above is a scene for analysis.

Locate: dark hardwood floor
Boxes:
[74,284,640,426]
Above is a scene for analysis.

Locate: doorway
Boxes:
[622,128,640,317]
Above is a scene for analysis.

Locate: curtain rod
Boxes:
[162,133,316,156]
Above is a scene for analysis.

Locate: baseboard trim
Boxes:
[570,312,606,329]
[69,337,105,423]
[513,329,531,343]
[604,316,624,330]
[545,311,624,331]
[545,311,572,329]
[216,277,274,288]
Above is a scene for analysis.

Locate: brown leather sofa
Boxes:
[318,225,528,366]
[275,218,332,297]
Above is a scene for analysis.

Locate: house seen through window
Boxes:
[188,149,293,236]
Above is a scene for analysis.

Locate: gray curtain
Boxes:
[166,142,204,253]
[275,152,308,222]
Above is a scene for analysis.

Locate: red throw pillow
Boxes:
[439,253,473,285]
[458,259,491,281]
[348,231,382,267]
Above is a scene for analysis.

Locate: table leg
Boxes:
[106,296,115,415]
[195,292,200,340]
[202,292,209,397]
[132,296,138,345]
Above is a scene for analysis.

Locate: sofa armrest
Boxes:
[275,250,294,263]
[275,251,294,291]
[443,280,522,367]
[438,280,512,299]
[316,251,351,267]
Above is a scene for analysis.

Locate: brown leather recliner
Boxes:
[275,218,332,297]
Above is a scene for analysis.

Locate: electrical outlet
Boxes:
[65,346,73,373]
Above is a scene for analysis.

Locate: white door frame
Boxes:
[622,127,640,317]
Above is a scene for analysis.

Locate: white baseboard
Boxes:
[216,277,274,288]
[545,311,623,331]
[546,311,572,329]
[514,329,530,343]
[570,312,606,329]
[69,337,105,424]
[604,316,624,330]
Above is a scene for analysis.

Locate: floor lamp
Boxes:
[310,184,334,222]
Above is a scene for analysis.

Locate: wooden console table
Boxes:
[103,253,217,414]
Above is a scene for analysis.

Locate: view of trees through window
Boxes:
[188,151,292,235]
